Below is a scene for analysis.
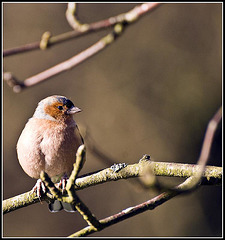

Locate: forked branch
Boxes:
[3,3,161,92]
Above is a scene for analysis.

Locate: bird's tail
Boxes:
[48,200,76,212]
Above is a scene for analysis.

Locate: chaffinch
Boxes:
[17,95,84,212]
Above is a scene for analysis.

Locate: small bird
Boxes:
[17,95,84,212]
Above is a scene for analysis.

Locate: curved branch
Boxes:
[172,106,222,192]
[66,3,161,31]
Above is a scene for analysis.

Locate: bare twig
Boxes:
[172,106,222,192]
[3,3,161,57]
[3,30,87,57]
[66,3,89,32]
[66,144,86,191]
[40,171,63,201]
[3,26,118,92]
[3,23,124,92]
[66,3,161,31]
[3,72,25,93]
[66,145,101,230]
[138,107,222,192]
[71,192,102,230]
[68,175,207,237]
[3,3,161,92]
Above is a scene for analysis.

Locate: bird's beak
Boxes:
[67,106,82,115]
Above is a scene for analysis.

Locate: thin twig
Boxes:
[3,3,161,57]
[3,3,161,92]
[68,175,203,237]
[40,171,63,201]
[138,106,222,192]
[66,3,161,31]
[66,145,86,191]
[172,106,222,192]
[3,22,124,92]
[65,145,102,230]
[3,30,90,57]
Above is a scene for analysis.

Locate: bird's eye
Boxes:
[57,106,63,110]
[65,100,74,109]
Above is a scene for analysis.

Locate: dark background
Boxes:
[3,3,222,237]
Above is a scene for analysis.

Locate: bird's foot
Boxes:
[32,179,46,199]
[55,176,68,194]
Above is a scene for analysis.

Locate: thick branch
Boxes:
[3,161,222,214]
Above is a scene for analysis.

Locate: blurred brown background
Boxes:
[3,3,222,237]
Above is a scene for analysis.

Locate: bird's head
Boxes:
[33,95,81,121]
